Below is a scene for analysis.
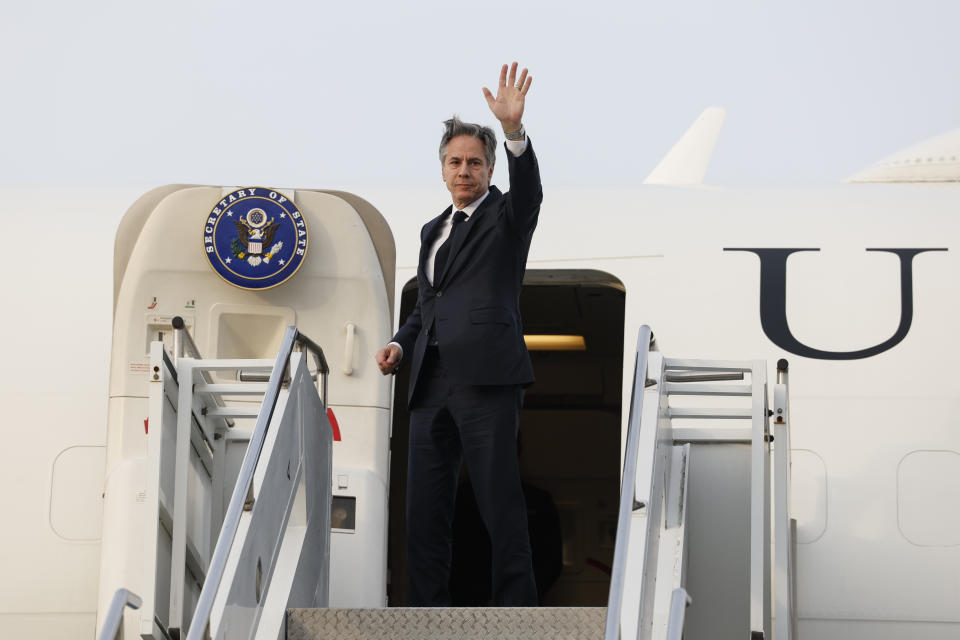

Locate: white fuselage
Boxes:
[1,179,958,640]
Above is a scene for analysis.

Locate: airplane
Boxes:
[1,107,958,640]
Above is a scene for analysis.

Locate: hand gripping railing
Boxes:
[604,325,655,640]
[97,588,143,640]
[184,325,329,640]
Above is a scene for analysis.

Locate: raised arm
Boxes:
[484,62,540,234]
[482,62,531,138]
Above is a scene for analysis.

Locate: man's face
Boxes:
[442,135,494,209]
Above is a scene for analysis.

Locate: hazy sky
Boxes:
[2,0,958,189]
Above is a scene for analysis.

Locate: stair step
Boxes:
[286,607,607,640]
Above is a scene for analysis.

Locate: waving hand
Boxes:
[482,62,531,135]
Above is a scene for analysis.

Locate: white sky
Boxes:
[2,0,958,190]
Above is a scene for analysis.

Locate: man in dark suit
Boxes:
[375,62,540,606]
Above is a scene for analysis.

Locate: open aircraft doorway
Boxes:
[388,270,626,606]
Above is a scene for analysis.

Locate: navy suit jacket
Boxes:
[392,140,542,406]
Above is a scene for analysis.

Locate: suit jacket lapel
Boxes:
[419,207,450,283]
[436,186,501,286]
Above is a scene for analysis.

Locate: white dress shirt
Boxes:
[425,192,487,285]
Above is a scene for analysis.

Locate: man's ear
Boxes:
[488,163,495,180]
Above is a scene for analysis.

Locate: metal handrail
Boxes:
[295,330,330,407]
[97,588,142,640]
[666,588,692,640]
[184,325,328,640]
[665,371,744,383]
[172,316,202,362]
[773,358,797,640]
[170,315,240,429]
[603,325,655,640]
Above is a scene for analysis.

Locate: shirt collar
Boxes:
[453,189,490,218]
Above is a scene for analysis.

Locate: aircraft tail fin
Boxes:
[644,107,726,186]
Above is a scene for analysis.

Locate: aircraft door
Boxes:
[387,269,625,607]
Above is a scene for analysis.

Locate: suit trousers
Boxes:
[406,346,538,606]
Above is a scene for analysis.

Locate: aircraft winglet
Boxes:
[644,107,726,186]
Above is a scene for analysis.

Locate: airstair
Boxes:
[99,324,797,640]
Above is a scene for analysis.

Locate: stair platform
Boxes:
[286,607,607,640]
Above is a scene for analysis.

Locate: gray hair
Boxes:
[438,116,497,167]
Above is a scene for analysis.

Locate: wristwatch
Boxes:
[504,125,525,141]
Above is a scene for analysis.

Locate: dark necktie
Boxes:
[433,210,467,284]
